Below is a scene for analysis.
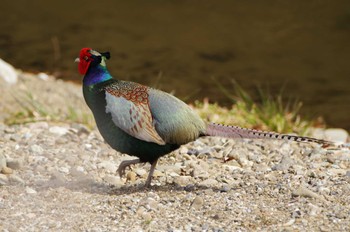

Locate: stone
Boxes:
[0,58,18,84]
[292,186,325,202]
[4,127,15,134]
[71,123,91,135]
[135,168,147,177]
[37,72,49,80]
[253,163,271,172]
[191,196,204,210]
[30,144,44,154]
[141,212,152,221]
[179,146,189,154]
[6,158,23,170]
[152,170,164,177]
[327,168,347,176]
[0,152,6,170]
[199,178,218,187]
[49,126,69,136]
[220,185,231,192]
[272,156,295,171]
[0,173,8,185]
[25,187,37,194]
[126,171,136,183]
[173,176,192,186]
[307,203,321,216]
[1,166,13,174]
[324,128,349,143]
[8,174,25,184]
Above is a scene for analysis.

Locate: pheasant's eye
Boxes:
[84,56,89,61]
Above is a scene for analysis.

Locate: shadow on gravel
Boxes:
[107,184,228,196]
[35,176,228,195]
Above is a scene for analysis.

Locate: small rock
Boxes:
[1,166,13,174]
[0,152,6,170]
[291,165,305,175]
[346,171,350,177]
[152,170,164,177]
[8,174,25,184]
[0,58,18,84]
[308,203,321,216]
[179,146,189,154]
[0,173,8,185]
[58,166,70,174]
[4,127,15,134]
[191,196,204,210]
[173,176,192,186]
[199,178,218,187]
[25,187,37,194]
[169,172,180,177]
[136,206,146,215]
[220,185,231,192]
[141,212,152,221]
[126,171,136,183]
[135,168,147,177]
[292,186,325,202]
[324,128,349,143]
[330,150,350,161]
[55,137,68,145]
[37,72,49,80]
[223,164,243,172]
[30,144,44,154]
[10,134,21,142]
[327,168,347,176]
[71,123,91,135]
[272,156,295,171]
[49,126,69,136]
[253,163,271,172]
[6,158,23,170]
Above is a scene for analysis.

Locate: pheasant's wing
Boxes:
[105,83,166,145]
[148,88,206,145]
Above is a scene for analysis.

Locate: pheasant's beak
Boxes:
[74,58,80,63]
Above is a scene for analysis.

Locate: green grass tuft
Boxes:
[194,78,322,135]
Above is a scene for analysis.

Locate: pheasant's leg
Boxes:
[145,159,158,188]
[117,158,141,177]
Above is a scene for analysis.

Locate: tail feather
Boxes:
[205,122,333,146]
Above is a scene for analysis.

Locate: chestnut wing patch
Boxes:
[105,84,165,145]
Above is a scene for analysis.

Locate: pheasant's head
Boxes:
[76,48,111,75]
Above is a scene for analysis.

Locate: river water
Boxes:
[1,0,349,130]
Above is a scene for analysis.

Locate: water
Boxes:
[1,0,349,130]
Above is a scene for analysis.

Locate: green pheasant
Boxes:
[76,48,332,187]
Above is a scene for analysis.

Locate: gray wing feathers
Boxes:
[148,89,205,145]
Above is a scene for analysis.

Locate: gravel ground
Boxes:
[0,73,349,231]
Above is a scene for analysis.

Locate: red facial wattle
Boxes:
[78,47,93,75]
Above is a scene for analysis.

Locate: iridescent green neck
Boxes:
[83,65,112,86]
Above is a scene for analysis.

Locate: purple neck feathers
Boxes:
[83,65,112,86]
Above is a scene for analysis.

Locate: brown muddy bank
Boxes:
[0,0,349,129]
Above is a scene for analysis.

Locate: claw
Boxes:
[117,158,141,177]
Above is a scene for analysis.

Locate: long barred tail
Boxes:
[205,122,334,146]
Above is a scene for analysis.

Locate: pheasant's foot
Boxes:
[144,159,158,188]
[117,158,141,177]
